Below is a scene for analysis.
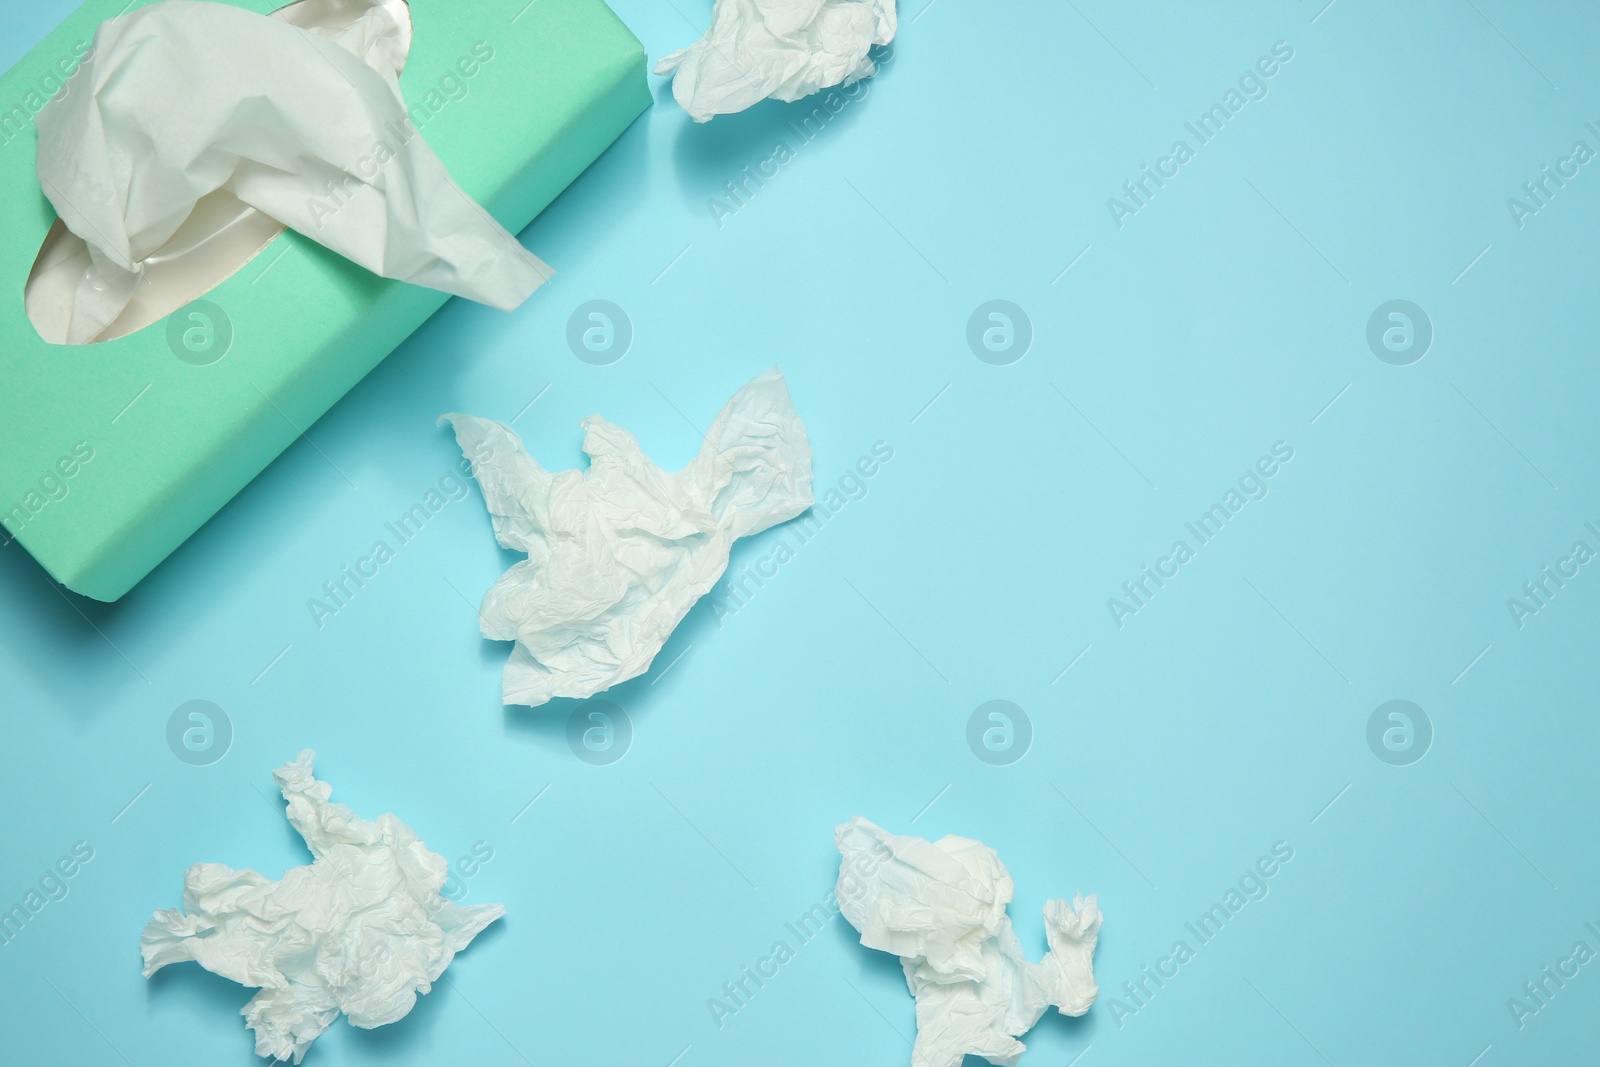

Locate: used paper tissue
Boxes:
[30,0,550,345]
[141,750,504,1063]
[656,0,897,122]
[835,817,1102,1067]
[441,369,813,707]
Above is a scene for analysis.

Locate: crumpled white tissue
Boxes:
[655,0,897,122]
[34,0,549,345]
[141,750,504,1064]
[835,817,1102,1067]
[440,369,813,708]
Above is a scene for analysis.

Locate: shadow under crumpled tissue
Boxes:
[0,537,150,717]
[666,46,898,216]
[144,961,253,1027]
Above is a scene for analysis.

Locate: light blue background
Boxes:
[3,1,1598,1064]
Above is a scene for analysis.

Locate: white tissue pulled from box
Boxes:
[440,369,813,708]
[140,750,504,1064]
[30,0,549,346]
[656,0,896,122]
[835,817,1102,1067]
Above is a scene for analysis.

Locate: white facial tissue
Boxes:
[141,750,504,1063]
[655,0,897,122]
[835,817,1102,1067]
[440,369,814,708]
[32,0,550,345]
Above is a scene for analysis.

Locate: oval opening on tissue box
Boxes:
[23,0,413,346]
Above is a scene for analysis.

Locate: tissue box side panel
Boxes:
[67,247,442,601]
[0,0,650,601]
[0,0,142,584]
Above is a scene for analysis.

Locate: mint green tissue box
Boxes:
[0,0,649,600]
